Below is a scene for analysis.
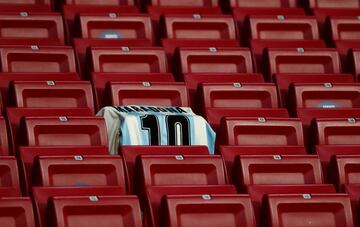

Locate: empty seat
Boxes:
[0,1,51,12]
[145,185,237,227]
[22,116,108,147]
[332,155,360,190]
[33,155,125,188]
[351,48,360,80]
[121,146,209,193]
[329,16,360,41]
[162,15,236,40]
[0,117,9,156]
[77,13,154,44]
[230,0,301,7]
[307,0,360,9]
[220,117,304,146]
[0,197,36,227]
[247,16,319,41]
[107,82,189,106]
[148,0,218,6]
[10,81,95,112]
[32,186,126,227]
[344,184,360,226]
[162,195,256,227]
[0,12,64,45]
[235,155,323,191]
[136,155,226,193]
[264,194,354,227]
[65,0,135,6]
[48,196,142,227]
[0,157,20,196]
[0,46,77,73]
[265,48,341,80]
[90,47,168,73]
[314,118,360,145]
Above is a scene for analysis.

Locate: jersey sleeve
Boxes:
[97,107,121,155]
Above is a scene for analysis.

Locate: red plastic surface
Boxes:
[220,117,304,146]
[0,13,64,45]
[137,155,226,193]
[65,0,135,6]
[0,157,20,196]
[0,1,51,12]
[265,48,341,80]
[149,0,218,6]
[330,17,360,41]
[163,15,237,40]
[19,146,108,194]
[344,184,360,226]
[0,117,9,156]
[274,73,355,107]
[120,146,209,193]
[351,49,360,78]
[11,81,95,113]
[145,185,237,227]
[48,196,142,227]
[32,186,126,227]
[332,155,360,190]
[0,197,35,227]
[22,116,108,147]
[162,194,256,227]
[33,155,125,187]
[314,118,360,145]
[108,82,189,107]
[220,145,306,183]
[231,0,300,7]
[0,46,77,73]
[264,194,354,227]
[90,47,168,73]
[308,0,360,9]
[235,155,323,191]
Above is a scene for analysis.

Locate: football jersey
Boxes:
[97,105,216,155]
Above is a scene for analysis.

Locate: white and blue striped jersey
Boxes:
[97,105,216,155]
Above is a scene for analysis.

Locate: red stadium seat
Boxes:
[351,48,360,81]
[77,13,154,44]
[22,116,108,147]
[264,194,354,227]
[0,117,9,156]
[32,186,126,227]
[0,197,36,227]
[147,0,218,6]
[136,155,226,193]
[329,16,360,41]
[120,146,209,193]
[145,185,237,227]
[0,1,51,12]
[220,117,304,146]
[10,81,95,113]
[0,157,20,196]
[107,82,189,107]
[344,184,360,226]
[265,48,342,81]
[0,12,64,45]
[32,155,125,188]
[48,196,142,227]
[90,47,168,73]
[65,0,135,6]
[234,155,323,191]
[0,46,77,73]
[314,118,360,145]
[230,0,301,8]
[331,155,360,190]
[162,195,256,227]
[162,15,237,40]
[307,0,360,9]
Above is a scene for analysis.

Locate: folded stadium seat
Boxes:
[0,12,64,45]
[145,185,237,227]
[145,0,219,7]
[19,146,108,194]
[220,146,307,183]
[135,155,226,194]
[344,184,360,226]
[120,146,210,193]
[32,155,126,188]
[92,72,174,109]
[21,116,108,147]
[65,0,135,6]
[9,81,95,113]
[76,13,155,45]
[250,39,326,73]
[106,82,189,107]
[74,39,152,78]
[177,47,254,81]
[90,47,168,74]
[265,48,342,81]
[306,0,360,9]
[0,0,51,12]
[263,194,354,227]
[47,196,143,227]
[350,48,360,81]
[335,41,360,74]
[0,117,9,156]
[234,155,324,192]
[0,197,36,227]
[219,117,304,146]
[287,83,360,115]
[331,155,360,191]
[0,46,77,73]
[161,15,237,40]
[314,118,360,146]
[229,0,302,8]
[0,157,20,197]
[329,16,360,42]
[274,73,355,108]
[161,194,256,227]
[32,187,126,227]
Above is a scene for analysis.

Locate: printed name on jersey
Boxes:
[112,105,188,114]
